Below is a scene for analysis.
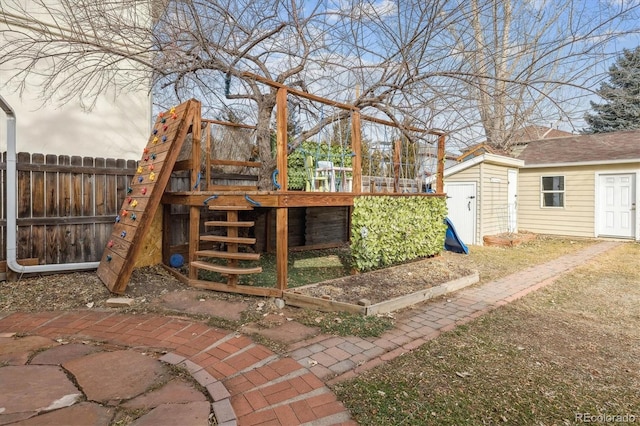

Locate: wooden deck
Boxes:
[162,190,444,208]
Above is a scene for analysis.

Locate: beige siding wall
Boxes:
[518,164,640,237]
[479,163,512,238]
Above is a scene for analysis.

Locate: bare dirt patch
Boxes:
[0,235,596,324]
[292,256,475,305]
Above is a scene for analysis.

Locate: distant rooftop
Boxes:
[516,129,640,166]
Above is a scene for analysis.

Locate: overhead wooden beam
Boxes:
[240,71,357,112]
[360,114,447,136]
[202,118,257,129]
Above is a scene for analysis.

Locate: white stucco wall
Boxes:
[0,88,151,160]
[0,0,152,160]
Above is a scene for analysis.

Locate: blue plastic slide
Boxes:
[444,217,469,254]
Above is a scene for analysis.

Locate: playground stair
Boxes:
[191,205,262,287]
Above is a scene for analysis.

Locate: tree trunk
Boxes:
[255,97,277,191]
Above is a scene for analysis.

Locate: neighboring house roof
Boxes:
[459,126,573,161]
[425,153,524,184]
[516,129,640,167]
[456,143,504,162]
[510,125,573,144]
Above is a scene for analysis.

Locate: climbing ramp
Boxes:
[97,99,201,294]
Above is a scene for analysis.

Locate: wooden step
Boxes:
[208,205,254,211]
[191,261,262,275]
[204,220,255,227]
[200,235,256,244]
[196,250,260,261]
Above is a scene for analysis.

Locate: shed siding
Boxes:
[479,163,511,238]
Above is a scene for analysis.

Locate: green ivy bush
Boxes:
[351,196,448,271]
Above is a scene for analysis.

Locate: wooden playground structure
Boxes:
[97,78,446,296]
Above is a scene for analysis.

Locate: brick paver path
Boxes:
[0,312,355,426]
[286,241,621,385]
[0,240,620,425]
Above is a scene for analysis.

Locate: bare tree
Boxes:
[442,0,640,149]
[2,0,639,184]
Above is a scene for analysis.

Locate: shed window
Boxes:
[541,176,564,207]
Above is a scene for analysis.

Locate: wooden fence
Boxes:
[0,152,136,265]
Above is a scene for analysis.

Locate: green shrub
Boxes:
[351,196,447,271]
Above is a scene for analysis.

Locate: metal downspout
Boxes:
[1,94,99,274]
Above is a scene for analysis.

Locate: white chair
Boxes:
[316,161,335,191]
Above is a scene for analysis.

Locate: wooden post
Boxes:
[162,203,171,265]
[275,86,289,291]
[191,100,202,189]
[227,210,239,287]
[393,139,401,193]
[188,205,200,279]
[276,207,288,291]
[189,101,202,280]
[276,87,288,191]
[351,111,362,194]
[205,124,211,191]
[436,134,446,194]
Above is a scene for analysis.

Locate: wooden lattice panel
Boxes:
[97,99,200,294]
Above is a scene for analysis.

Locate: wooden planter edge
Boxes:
[284,271,479,316]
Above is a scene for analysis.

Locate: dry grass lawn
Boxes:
[333,241,640,425]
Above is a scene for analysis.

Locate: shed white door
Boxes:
[507,169,518,233]
[598,173,636,238]
[444,182,477,245]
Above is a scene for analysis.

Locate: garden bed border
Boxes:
[283,271,480,316]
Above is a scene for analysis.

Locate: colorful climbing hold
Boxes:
[150,153,157,160]
[162,135,167,142]
[141,187,147,195]
[127,197,132,204]
[127,187,133,194]
[131,200,138,208]
[152,129,158,135]
[149,172,156,181]
[163,125,168,131]
[153,136,159,144]
[120,231,127,238]
[115,215,121,223]
[107,240,114,248]
[107,255,112,262]
[170,106,176,114]
[137,166,143,174]
[131,213,137,221]
[171,113,178,119]
[158,111,164,118]
[148,164,154,171]
[138,176,143,183]
[144,147,150,154]
[122,209,128,216]
[161,118,166,124]
[143,156,149,162]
